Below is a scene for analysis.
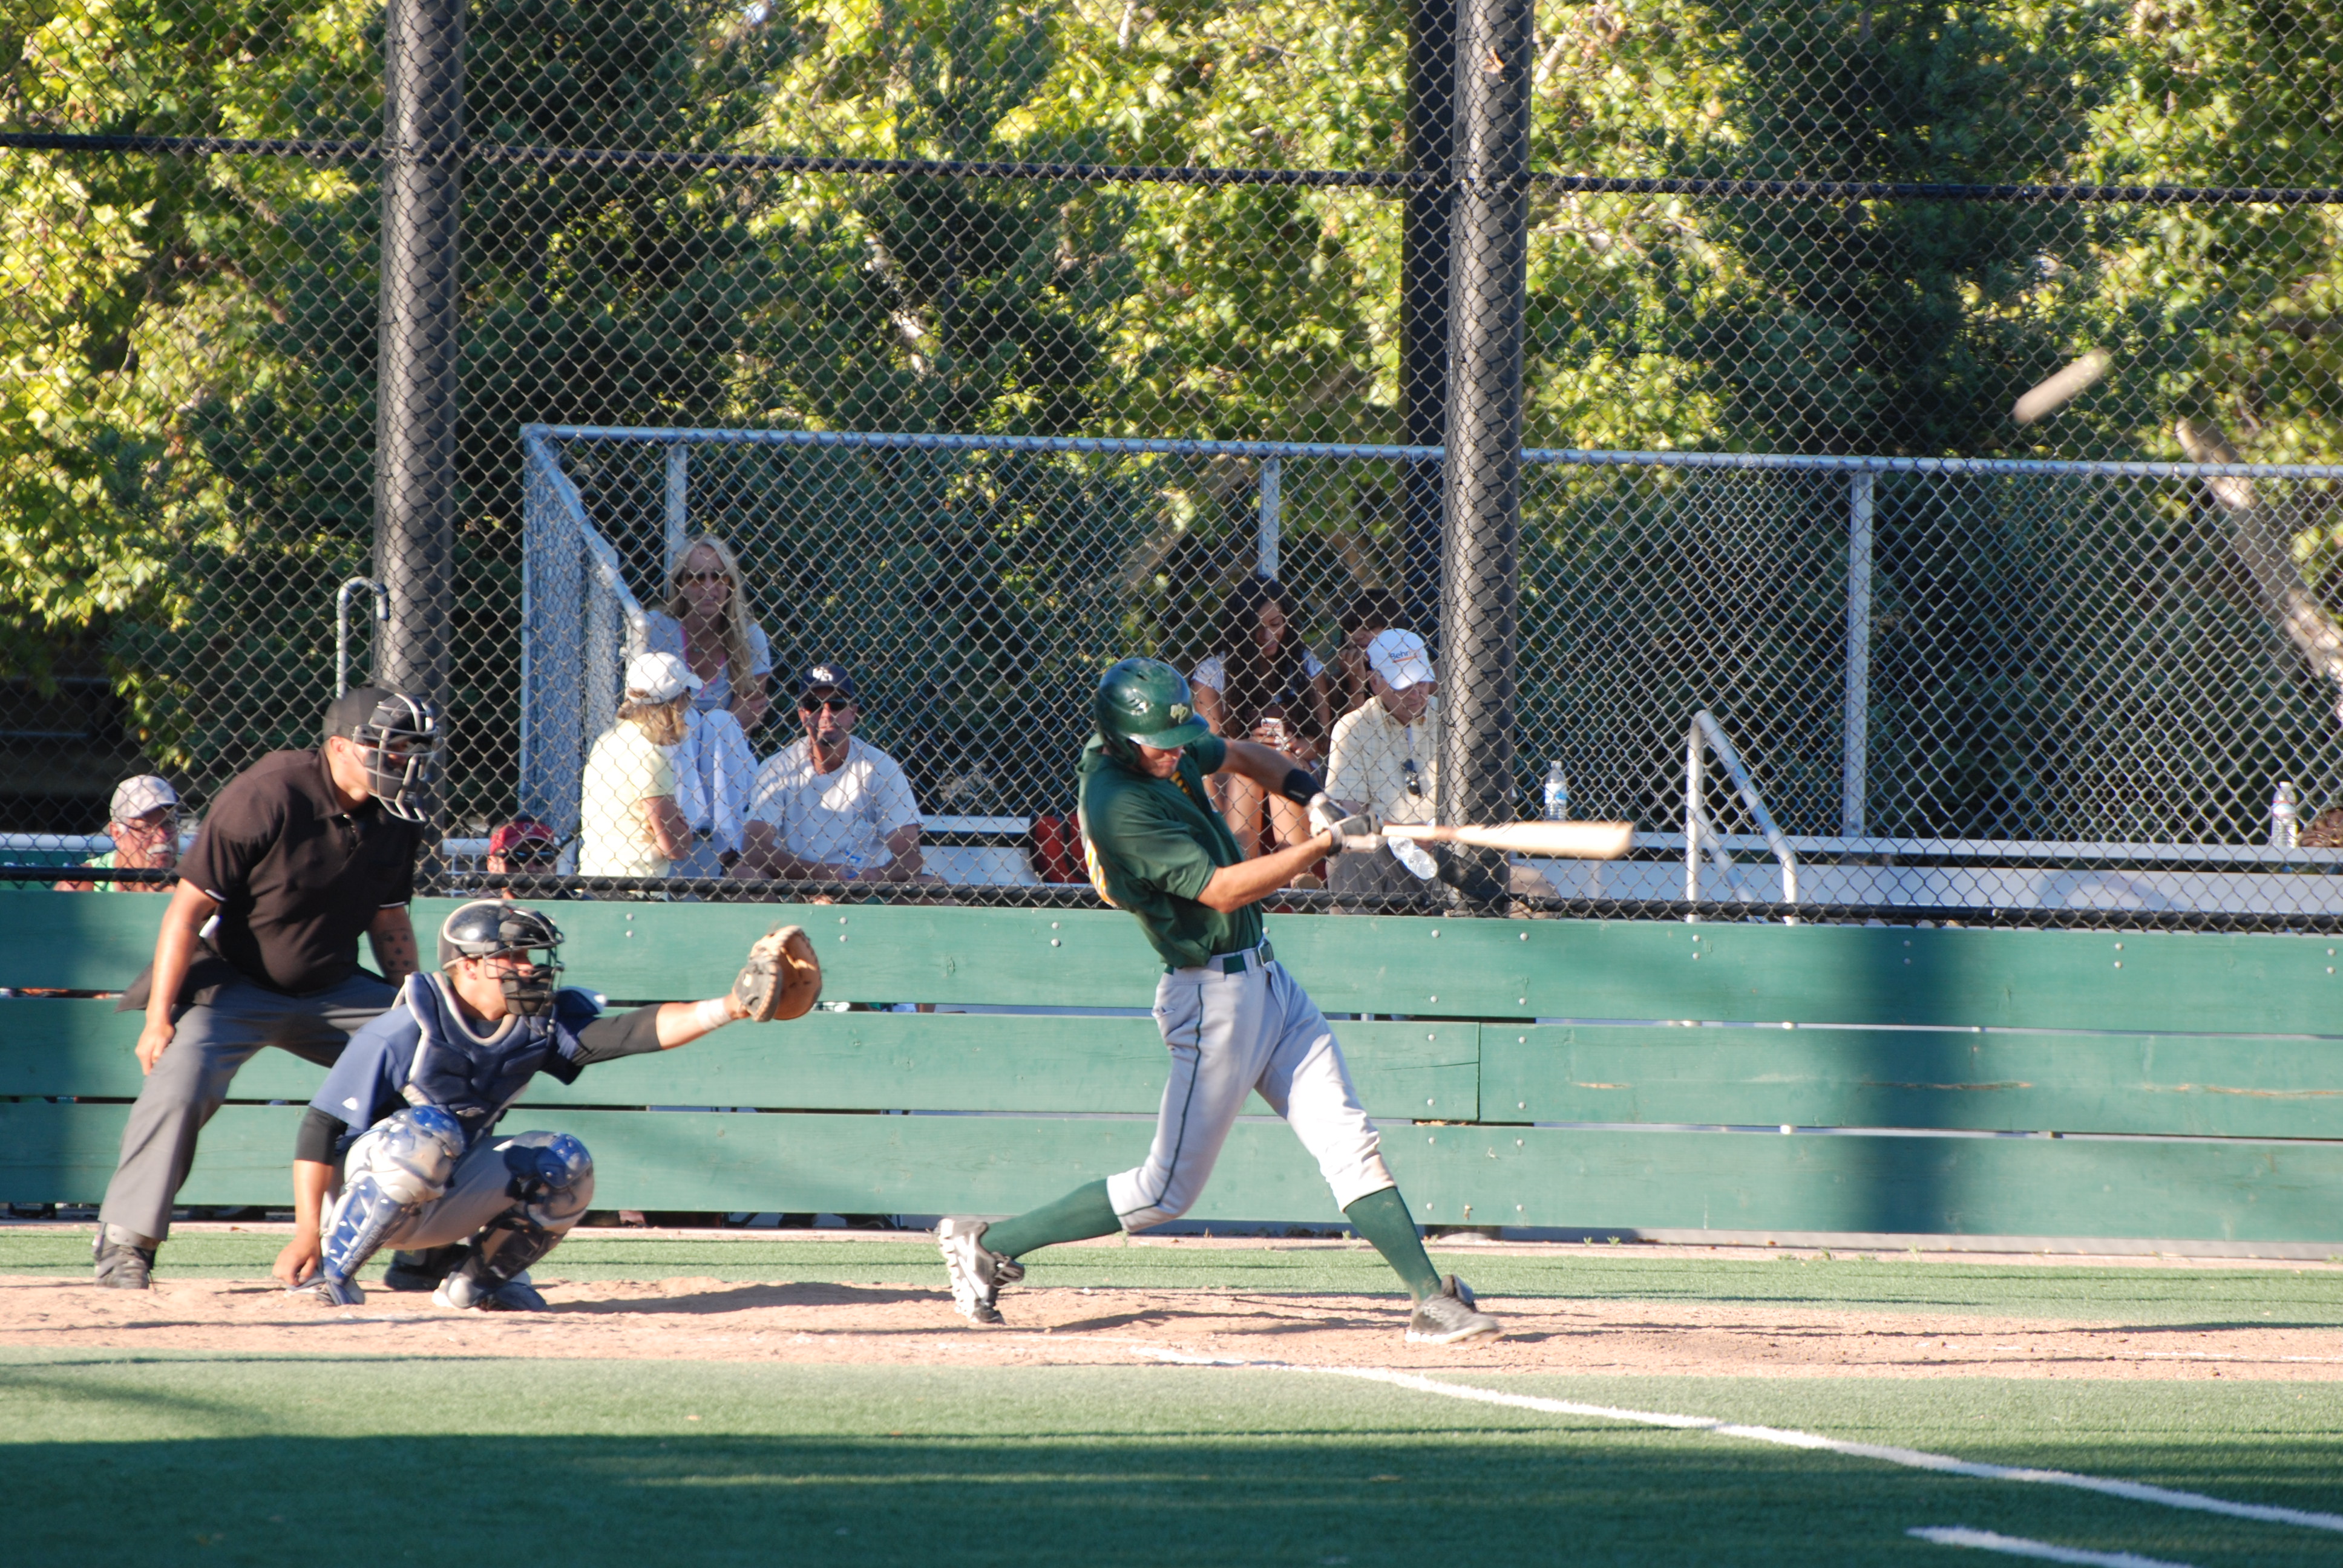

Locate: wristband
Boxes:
[692,996,734,1033]
[1279,767,1323,808]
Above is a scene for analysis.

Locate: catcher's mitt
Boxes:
[731,924,822,1022]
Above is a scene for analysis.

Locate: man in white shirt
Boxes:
[1325,630,1438,898]
[735,663,934,883]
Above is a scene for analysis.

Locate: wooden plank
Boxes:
[14,892,2343,1037]
[1404,1123,2343,1244]
[516,1016,1479,1123]
[4,1103,2339,1243]
[0,893,172,993]
[1483,1024,2343,1140]
[0,999,1475,1121]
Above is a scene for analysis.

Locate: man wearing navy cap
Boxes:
[734,663,932,884]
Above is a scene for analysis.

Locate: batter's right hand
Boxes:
[273,1230,321,1288]
[134,1016,175,1076]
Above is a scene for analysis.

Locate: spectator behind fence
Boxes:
[486,816,563,884]
[1191,576,1335,865]
[638,535,774,734]
[58,775,183,893]
[1332,587,1407,719]
[1325,629,1438,899]
[578,653,695,882]
[735,663,934,884]
[669,703,756,878]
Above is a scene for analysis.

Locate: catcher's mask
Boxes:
[437,900,565,1016]
[1094,657,1209,765]
[327,688,444,823]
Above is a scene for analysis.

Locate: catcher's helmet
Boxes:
[436,899,565,1016]
[324,687,444,823]
[1095,658,1209,763]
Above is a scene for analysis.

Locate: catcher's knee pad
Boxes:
[321,1108,465,1280]
[498,1132,594,1232]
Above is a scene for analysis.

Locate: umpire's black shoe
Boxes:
[93,1238,156,1290]
[382,1244,465,1292]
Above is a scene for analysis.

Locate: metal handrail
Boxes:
[1686,710,1800,921]
[335,578,388,696]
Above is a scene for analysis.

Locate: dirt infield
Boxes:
[9,1272,2339,1379]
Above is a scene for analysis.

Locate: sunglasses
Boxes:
[677,571,729,586]
[801,697,853,714]
[501,844,560,866]
[1401,757,1425,798]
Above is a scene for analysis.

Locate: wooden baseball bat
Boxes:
[1381,820,1634,860]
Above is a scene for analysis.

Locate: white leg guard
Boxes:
[316,1108,465,1296]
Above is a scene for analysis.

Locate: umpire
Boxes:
[91,687,444,1289]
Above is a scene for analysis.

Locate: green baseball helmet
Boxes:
[1095,657,1210,760]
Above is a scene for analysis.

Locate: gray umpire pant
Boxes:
[99,973,395,1246]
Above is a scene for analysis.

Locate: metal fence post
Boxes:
[374,0,465,707]
[664,442,690,570]
[1257,457,1282,580]
[1436,0,1533,909]
[1843,470,1874,838]
[1398,0,1456,638]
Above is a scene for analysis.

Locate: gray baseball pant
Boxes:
[346,1129,595,1252]
[1107,944,1395,1230]
[99,973,395,1246]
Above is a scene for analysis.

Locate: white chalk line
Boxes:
[1123,1345,2343,1535]
[1908,1526,2195,1567]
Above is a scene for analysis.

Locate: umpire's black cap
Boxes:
[323,685,398,742]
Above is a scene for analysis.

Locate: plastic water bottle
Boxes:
[1543,760,1570,822]
[2272,781,2300,850]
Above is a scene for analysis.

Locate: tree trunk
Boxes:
[2177,418,2343,722]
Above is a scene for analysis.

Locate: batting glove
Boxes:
[1307,792,1380,854]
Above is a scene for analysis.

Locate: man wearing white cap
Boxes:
[1325,630,1440,899]
[578,652,696,881]
[59,776,183,893]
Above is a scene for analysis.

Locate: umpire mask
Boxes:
[438,900,565,1016]
[329,688,445,823]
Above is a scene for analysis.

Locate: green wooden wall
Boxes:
[4,892,2338,1240]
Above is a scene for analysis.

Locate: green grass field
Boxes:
[5,1237,2341,1566]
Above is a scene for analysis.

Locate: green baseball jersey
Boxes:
[1076,731,1263,970]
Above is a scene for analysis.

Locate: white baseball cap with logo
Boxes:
[624,650,704,704]
[1365,629,1435,691]
[110,775,179,823]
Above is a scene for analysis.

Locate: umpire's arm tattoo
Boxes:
[367,906,421,983]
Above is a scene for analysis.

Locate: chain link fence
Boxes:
[8,0,2343,924]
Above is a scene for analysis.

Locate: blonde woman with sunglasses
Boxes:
[639,535,774,734]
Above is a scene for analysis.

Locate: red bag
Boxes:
[1029,812,1079,884]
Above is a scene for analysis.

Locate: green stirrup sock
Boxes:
[981,1179,1122,1261]
[1343,1186,1443,1302]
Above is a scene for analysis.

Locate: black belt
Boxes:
[1178,940,1274,976]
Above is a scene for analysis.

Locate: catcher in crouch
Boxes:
[273,901,819,1311]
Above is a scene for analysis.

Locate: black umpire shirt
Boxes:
[125,750,420,1005]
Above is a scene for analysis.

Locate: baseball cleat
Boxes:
[291,1274,366,1306]
[433,1272,549,1312]
[1405,1275,1501,1345]
[382,1244,465,1292]
[91,1235,156,1290]
[936,1217,1023,1325]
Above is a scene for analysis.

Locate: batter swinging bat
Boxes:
[1381,820,1634,860]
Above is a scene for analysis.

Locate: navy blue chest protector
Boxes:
[397,974,592,1141]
